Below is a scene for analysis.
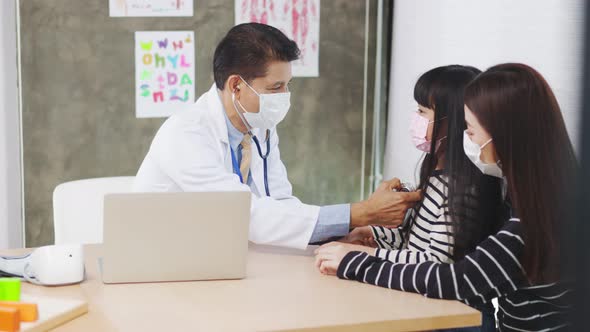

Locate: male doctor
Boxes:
[134,23,421,249]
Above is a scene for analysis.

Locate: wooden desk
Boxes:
[5,245,480,331]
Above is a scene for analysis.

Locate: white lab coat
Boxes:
[133,83,320,249]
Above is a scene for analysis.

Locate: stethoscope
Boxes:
[230,129,271,197]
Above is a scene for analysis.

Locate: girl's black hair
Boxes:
[413,65,507,259]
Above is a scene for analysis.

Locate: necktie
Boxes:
[239,133,252,184]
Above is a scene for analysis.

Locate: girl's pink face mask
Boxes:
[410,112,433,152]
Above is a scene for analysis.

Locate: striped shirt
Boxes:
[337,218,571,331]
[371,171,456,264]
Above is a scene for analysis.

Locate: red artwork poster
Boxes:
[235,0,320,77]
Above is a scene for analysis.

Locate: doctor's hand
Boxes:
[350,178,422,228]
[314,242,375,276]
[339,226,377,247]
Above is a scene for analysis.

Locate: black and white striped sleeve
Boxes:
[337,220,525,306]
[373,209,454,264]
[370,225,406,250]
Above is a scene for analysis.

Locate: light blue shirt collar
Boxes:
[223,108,245,152]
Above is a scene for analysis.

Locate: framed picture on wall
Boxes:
[135,31,196,118]
[110,0,193,17]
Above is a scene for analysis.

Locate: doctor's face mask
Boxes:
[231,62,293,132]
[235,77,290,131]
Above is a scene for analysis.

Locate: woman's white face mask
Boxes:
[463,131,503,178]
[232,76,291,132]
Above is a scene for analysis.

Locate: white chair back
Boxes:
[53,176,135,244]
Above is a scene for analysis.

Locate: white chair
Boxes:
[53,176,135,245]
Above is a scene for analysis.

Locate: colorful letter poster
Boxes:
[110,0,193,17]
[235,0,320,77]
[135,31,195,118]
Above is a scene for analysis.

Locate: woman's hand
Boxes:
[339,226,377,247]
[314,242,374,276]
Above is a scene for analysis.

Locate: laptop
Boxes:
[100,192,251,284]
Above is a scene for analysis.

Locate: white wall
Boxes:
[0,0,23,249]
[384,0,584,183]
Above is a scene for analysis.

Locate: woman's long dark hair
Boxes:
[414,65,506,260]
[464,63,577,283]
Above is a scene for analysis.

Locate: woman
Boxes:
[316,63,575,331]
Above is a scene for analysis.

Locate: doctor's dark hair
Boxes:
[213,23,300,90]
[464,63,578,283]
[414,65,506,260]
